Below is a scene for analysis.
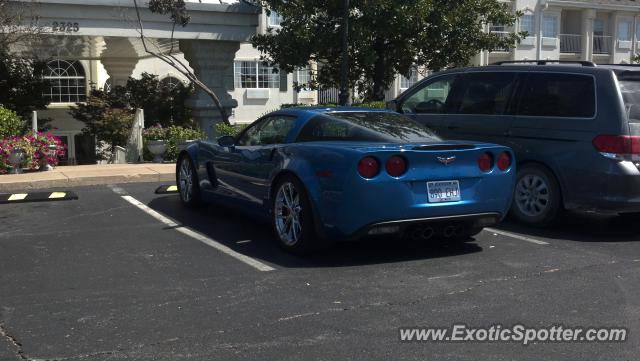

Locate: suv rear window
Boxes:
[618,79,640,122]
[517,73,595,118]
[618,78,640,135]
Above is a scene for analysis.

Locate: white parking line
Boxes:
[119,194,275,272]
[484,227,549,245]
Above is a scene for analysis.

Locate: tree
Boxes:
[252,0,523,101]
[132,0,236,125]
[125,73,194,128]
[0,0,50,120]
[69,89,135,162]
[0,54,50,120]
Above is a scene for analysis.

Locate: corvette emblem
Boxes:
[437,156,457,165]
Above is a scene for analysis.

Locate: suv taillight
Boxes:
[593,135,640,160]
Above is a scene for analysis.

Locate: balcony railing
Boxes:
[490,31,512,52]
[560,34,582,53]
[593,35,612,54]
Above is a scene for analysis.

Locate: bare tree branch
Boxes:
[132,0,231,125]
[0,0,50,55]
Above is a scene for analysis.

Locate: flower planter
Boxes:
[8,148,25,174]
[147,140,168,163]
[39,144,57,171]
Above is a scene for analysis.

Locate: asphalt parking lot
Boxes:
[1,182,639,360]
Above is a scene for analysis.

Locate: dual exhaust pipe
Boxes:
[410,224,458,241]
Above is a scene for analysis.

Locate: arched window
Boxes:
[43,60,86,103]
[161,76,184,91]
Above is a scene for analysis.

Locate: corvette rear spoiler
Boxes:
[412,144,476,151]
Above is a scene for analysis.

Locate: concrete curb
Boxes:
[0,164,175,192]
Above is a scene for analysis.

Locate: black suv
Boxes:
[388,61,640,226]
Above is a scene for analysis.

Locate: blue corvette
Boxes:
[177,108,515,253]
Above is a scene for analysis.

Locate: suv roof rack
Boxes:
[492,60,597,67]
[598,63,640,67]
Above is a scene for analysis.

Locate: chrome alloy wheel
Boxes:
[515,174,550,217]
[178,159,193,203]
[275,182,302,246]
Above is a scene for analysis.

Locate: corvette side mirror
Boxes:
[218,135,235,148]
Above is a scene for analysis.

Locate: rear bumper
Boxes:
[564,161,640,214]
[353,212,501,240]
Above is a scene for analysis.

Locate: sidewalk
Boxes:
[0,163,175,192]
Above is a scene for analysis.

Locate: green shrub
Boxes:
[215,122,247,137]
[280,103,302,109]
[355,101,387,109]
[0,106,26,139]
[142,125,205,162]
[165,126,205,161]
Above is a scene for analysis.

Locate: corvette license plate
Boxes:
[427,180,461,203]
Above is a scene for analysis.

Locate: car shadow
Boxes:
[497,211,640,243]
[147,195,483,268]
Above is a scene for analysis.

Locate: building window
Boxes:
[520,14,535,35]
[234,61,280,89]
[618,20,632,41]
[296,67,312,90]
[400,67,418,90]
[43,60,86,103]
[594,19,605,36]
[489,24,506,33]
[268,10,283,27]
[542,15,558,38]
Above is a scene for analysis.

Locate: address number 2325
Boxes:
[52,22,80,32]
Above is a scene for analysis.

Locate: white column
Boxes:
[101,38,139,87]
[633,16,639,64]
[581,9,595,61]
[180,40,240,139]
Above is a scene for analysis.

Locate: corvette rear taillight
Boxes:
[385,156,407,177]
[358,156,380,178]
[497,152,512,171]
[478,153,493,172]
[593,135,640,160]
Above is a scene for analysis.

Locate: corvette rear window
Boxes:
[296,112,440,143]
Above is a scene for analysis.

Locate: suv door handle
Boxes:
[447,125,461,130]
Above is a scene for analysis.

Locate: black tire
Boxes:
[509,164,562,227]
[271,175,319,254]
[176,154,202,208]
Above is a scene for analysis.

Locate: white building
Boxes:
[386,0,640,101]
[478,0,640,66]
